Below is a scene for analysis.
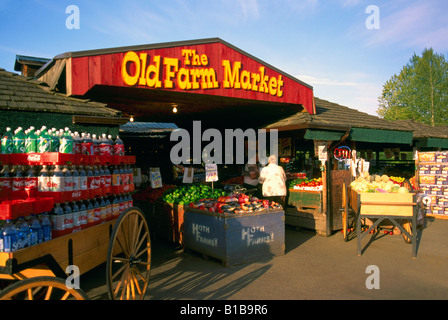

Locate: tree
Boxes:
[377,48,448,126]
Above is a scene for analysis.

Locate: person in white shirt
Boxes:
[258,154,286,208]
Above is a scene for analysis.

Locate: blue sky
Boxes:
[1,0,447,116]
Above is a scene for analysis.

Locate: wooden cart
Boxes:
[341,182,422,258]
[0,206,151,300]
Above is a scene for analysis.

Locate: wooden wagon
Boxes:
[0,206,151,300]
[341,181,423,258]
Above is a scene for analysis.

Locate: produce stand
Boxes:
[183,207,285,268]
[342,182,422,258]
[0,152,151,300]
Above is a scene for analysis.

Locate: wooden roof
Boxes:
[0,68,122,117]
[265,97,411,132]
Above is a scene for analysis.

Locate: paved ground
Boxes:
[81,216,448,300]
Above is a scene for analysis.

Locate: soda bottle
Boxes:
[59,128,73,154]
[128,165,134,185]
[25,126,37,154]
[16,217,30,249]
[105,196,112,219]
[62,165,73,192]
[71,201,80,230]
[51,165,64,193]
[29,214,43,246]
[127,193,133,208]
[81,133,93,155]
[92,134,100,156]
[118,194,125,214]
[11,165,25,196]
[51,203,64,233]
[13,127,26,154]
[78,201,87,226]
[72,132,82,154]
[71,166,80,191]
[1,127,13,154]
[3,220,18,252]
[86,166,94,191]
[120,165,128,186]
[114,135,125,156]
[99,133,111,156]
[93,166,100,191]
[37,126,51,153]
[104,166,111,189]
[38,165,50,192]
[63,202,73,232]
[99,197,107,221]
[49,129,60,153]
[0,165,12,199]
[112,195,119,217]
[40,212,52,242]
[79,165,87,191]
[112,166,120,187]
[93,198,100,223]
[25,165,38,198]
[86,199,94,224]
[99,166,105,191]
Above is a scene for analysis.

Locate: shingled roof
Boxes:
[393,119,448,139]
[266,97,411,132]
[0,68,121,117]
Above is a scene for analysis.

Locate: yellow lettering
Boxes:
[277,75,284,97]
[268,76,277,96]
[177,68,190,90]
[145,55,162,88]
[138,53,147,86]
[190,69,201,90]
[222,60,241,89]
[200,68,219,89]
[258,67,269,93]
[164,57,179,88]
[182,49,193,65]
[251,73,259,92]
[200,54,208,66]
[241,70,251,90]
[122,51,140,86]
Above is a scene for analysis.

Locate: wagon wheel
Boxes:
[0,276,88,300]
[106,207,151,300]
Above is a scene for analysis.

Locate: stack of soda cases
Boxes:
[1,126,134,248]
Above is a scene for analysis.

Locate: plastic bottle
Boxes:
[51,203,64,232]
[99,197,107,221]
[92,134,100,156]
[38,126,51,153]
[81,133,93,155]
[93,166,100,191]
[29,214,43,246]
[78,201,87,226]
[13,127,26,154]
[71,201,80,230]
[114,135,125,156]
[99,133,111,157]
[25,165,38,197]
[112,166,121,187]
[99,165,105,190]
[1,127,13,154]
[86,166,94,191]
[40,212,52,242]
[59,127,74,154]
[105,196,112,219]
[16,217,30,249]
[51,165,64,193]
[63,202,73,231]
[79,165,87,191]
[118,194,125,214]
[86,199,94,225]
[0,165,12,199]
[25,126,38,154]
[11,165,25,195]
[112,195,119,217]
[103,166,111,189]
[73,131,82,154]
[71,166,80,192]
[3,220,18,252]
[38,165,50,192]
[49,129,60,153]
[93,198,100,223]
[62,165,73,192]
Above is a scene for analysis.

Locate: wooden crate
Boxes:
[349,188,416,217]
[287,189,322,213]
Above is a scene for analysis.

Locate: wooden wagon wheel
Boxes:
[106,207,151,300]
[0,276,88,300]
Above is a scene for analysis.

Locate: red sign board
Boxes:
[65,39,315,114]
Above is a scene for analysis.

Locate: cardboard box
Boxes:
[436,152,448,163]
[432,205,445,215]
[430,164,442,174]
[436,175,448,185]
[419,152,436,163]
[420,175,436,185]
[431,186,444,195]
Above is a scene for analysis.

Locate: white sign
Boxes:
[150,167,162,188]
[205,164,218,182]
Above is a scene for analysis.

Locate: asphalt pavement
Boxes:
[81,216,448,301]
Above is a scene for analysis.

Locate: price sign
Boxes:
[205,164,218,182]
[150,167,162,188]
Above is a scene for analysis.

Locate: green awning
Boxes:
[349,128,413,144]
[304,129,345,141]
[415,138,448,149]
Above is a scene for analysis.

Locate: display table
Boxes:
[183,208,285,268]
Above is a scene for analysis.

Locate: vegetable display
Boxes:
[161,184,227,204]
[289,178,323,191]
[350,174,409,193]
